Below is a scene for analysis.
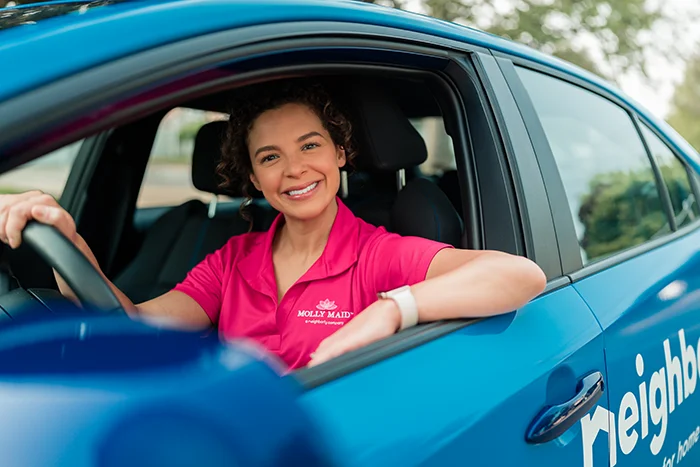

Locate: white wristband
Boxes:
[378,285,419,331]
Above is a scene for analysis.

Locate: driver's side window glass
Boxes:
[0,140,82,200]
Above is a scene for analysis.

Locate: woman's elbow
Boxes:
[512,255,547,302]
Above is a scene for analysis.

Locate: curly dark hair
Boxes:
[218,79,357,207]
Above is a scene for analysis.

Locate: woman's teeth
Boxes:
[287,182,318,196]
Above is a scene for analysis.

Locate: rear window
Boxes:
[137,107,229,208]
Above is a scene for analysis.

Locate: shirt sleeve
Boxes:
[364,231,453,294]
[173,247,225,324]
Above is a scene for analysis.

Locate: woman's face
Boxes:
[247,103,346,221]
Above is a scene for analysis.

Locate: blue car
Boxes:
[2,1,700,466]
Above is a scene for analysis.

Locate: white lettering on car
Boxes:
[581,328,698,467]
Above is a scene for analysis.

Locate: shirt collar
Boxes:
[237,197,361,300]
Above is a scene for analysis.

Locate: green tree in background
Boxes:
[577,168,666,261]
[574,162,696,262]
[366,0,688,82]
[667,55,700,152]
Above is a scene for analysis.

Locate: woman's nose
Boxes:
[284,153,307,177]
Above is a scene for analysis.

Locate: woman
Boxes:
[0,80,546,370]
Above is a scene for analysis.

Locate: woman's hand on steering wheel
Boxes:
[0,191,78,250]
[0,190,125,313]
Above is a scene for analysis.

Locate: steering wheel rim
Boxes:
[22,221,123,313]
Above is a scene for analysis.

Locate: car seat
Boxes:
[345,83,463,247]
[114,122,251,303]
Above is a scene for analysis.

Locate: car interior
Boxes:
[0,73,469,318]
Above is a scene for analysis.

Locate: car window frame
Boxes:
[468,52,562,280]
[0,22,509,385]
[496,54,700,279]
[635,115,700,231]
[0,18,574,388]
[0,19,562,274]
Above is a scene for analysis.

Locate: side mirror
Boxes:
[0,314,334,467]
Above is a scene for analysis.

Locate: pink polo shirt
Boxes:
[174,199,451,370]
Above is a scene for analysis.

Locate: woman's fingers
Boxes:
[31,204,76,240]
[308,327,364,367]
[5,200,37,248]
[0,192,73,249]
[308,300,401,368]
[0,191,43,244]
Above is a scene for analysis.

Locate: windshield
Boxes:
[0,0,125,31]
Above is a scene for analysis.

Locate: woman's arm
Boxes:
[416,248,546,321]
[67,234,211,329]
[308,249,546,366]
[0,191,212,330]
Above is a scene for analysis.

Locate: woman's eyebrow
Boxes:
[297,131,324,142]
[254,145,279,157]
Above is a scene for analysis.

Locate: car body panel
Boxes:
[573,228,700,467]
[300,288,607,466]
[0,0,519,101]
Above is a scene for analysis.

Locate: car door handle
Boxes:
[525,371,605,444]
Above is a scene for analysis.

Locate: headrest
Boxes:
[391,178,463,248]
[350,85,428,172]
[191,121,232,197]
[191,121,264,199]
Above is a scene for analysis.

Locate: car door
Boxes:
[506,58,700,467]
[298,289,607,467]
[294,51,610,467]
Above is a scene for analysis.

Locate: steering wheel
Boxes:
[0,221,123,317]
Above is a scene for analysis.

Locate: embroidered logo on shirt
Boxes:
[297,299,354,325]
[316,299,338,311]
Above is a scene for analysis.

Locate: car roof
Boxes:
[1,0,610,103]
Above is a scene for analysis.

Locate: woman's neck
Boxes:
[275,198,339,259]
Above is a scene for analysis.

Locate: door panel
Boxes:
[575,229,700,467]
[301,286,608,467]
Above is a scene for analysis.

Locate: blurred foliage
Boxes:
[667,55,700,152]
[365,0,689,82]
[178,121,202,143]
[576,162,698,261]
[577,167,667,261]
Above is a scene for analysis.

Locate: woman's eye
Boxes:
[302,142,319,151]
[261,154,278,163]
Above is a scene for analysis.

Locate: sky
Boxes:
[616,0,700,118]
[402,0,700,120]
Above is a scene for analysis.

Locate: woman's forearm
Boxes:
[411,252,546,322]
[54,235,211,329]
[53,234,139,316]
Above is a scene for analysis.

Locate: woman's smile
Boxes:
[283,180,321,200]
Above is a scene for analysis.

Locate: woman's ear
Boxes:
[337,146,347,168]
[249,174,261,191]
